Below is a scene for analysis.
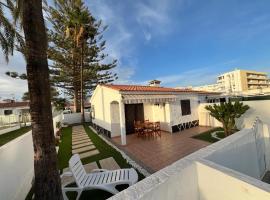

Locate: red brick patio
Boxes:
[111,126,212,173]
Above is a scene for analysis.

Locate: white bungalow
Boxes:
[90,80,219,145]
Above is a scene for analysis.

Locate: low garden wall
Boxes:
[0,125,20,135]
[109,119,270,200]
[0,113,63,200]
[62,112,90,124]
[198,100,270,129]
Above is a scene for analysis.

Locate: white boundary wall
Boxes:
[0,113,63,200]
[198,100,270,129]
[0,131,33,200]
[0,125,20,135]
[62,112,90,124]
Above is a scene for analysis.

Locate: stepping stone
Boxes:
[72,131,86,135]
[72,142,94,149]
[99,157,120,170]
[72,135,89,140]
[84,162,99,172]
[72,146,96,154]
[72,134,87,137]
[73,139,92,145]
[72,134,88,138]
[72,139,91,144]
[72,137,90,142]
[79,149,99,159]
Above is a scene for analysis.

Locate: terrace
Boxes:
[111,126,212,173]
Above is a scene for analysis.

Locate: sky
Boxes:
[1,0,270,100]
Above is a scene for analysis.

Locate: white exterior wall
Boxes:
[62,112,90,125]
[0,132,33,200]
[0,107,29,115]
[137,163,199,200]
[206,129,261,179]
[199,100,270,128]
[237,100,270,128]
[90,85,121,135]
[197,161,270,200]
[170,94,199,126]
[0,113,63,200]
[143,103,171,132]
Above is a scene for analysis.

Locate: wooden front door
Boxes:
[125,104,144,134]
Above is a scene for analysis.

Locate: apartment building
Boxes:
[194,69,270,95]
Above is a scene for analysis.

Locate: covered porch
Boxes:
[111,126,212,173]
[110,93,177,145]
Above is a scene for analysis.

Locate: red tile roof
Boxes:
[103,84,220,94]
[0,102,29,109]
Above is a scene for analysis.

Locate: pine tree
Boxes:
[46,0,117,116]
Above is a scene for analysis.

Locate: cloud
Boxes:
[135,0,174,41]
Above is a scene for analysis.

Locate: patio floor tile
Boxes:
[111,126,212,173]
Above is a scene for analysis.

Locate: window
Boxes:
[181,100,191,116]
[4,110,13,115]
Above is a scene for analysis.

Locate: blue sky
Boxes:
[1,0,270,99]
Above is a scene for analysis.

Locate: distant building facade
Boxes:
[193,69,270,95]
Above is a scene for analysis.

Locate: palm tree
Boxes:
[65,0,96,123]
[0,0,62,199]
[205,101,249,136]
[0,0,23,61]
[21,0,62,199]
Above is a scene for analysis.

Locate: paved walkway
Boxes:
[72,126,99,159]
[112,126,212,173]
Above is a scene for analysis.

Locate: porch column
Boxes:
[119,102,126,145]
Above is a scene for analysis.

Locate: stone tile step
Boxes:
[72,146,96,154]
[72,136,90,142]
[99,157,120,170]
[73,133,87,137]
[72,135,88,139]
[84,162,99,172]
[73,131,87,134]
[79,149,100,159]
[72,134,88,138]
[72,129,85,133]
[72,139,91,144]
[73,139,92,145]
[72,142,94,149]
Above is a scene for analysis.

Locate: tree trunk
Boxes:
[80,43,85,123]
[22,1,63,199]
[73,86,80,112]
[72,50,80,113]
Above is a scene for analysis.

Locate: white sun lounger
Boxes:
[61,154,138,200]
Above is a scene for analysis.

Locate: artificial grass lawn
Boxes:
[58,124,145,200]
[0,126,31,147]
[192,127,225,143]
